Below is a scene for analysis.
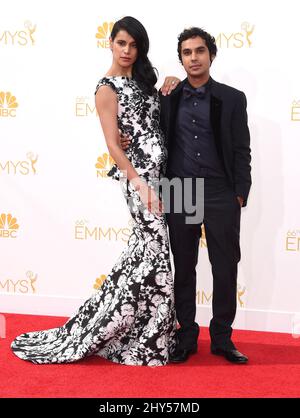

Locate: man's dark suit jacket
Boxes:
[159,77,252,207]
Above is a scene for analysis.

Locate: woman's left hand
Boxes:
[160,77,181,96]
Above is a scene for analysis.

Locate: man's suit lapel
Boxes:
[167,80,186,142]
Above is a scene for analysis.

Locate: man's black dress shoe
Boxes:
[211,347,248,364]
[169,345,198,363]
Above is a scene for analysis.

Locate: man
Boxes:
[160,27,251,364]
[122,27,251,364]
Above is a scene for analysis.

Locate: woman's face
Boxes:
[110,30,138,69]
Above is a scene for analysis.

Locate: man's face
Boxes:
[180,36,214,79]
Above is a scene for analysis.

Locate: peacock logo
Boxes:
[96,21,114,48]
[0,92,18,117]
[93,275,107,290]
[95,153,115,178]
[0,214,19,238]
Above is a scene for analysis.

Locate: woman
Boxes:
[11,16,177,366]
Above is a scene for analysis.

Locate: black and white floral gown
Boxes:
[11,76,176,366]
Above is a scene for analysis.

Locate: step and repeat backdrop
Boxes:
[1,0,299,334]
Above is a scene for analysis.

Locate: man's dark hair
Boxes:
[177,27,217,63]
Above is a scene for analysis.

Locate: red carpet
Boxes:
[1,313,300,398]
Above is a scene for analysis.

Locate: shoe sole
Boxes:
[211,349,248,364]
[169,347,198,363]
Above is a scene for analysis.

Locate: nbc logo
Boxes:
[95,153,115,178]
[0,214,19,238]
[291,101,300,121]
[96,21,114,48]
[0,92,18,117]
[93,275,107,290]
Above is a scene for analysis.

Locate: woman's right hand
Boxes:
[138,182,163,216]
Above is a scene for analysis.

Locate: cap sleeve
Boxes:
[94,77,117,95]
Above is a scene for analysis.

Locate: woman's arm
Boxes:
[95,85,163,214]
[95,85,141,186]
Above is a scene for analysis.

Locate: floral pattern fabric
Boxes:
[11,76,176,366]
[97,76,167,184]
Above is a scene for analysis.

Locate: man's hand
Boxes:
[119,130,131,151]
[160,76,181,96]
[237,196,244,207]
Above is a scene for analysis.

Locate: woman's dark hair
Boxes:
[111,16,157,95]
[177,27,217,64]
